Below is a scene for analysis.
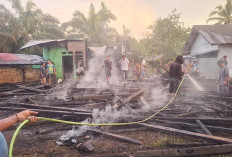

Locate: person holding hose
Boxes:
[0,110,38,157]
[169,55,184,96]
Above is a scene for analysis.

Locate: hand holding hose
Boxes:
[16,110,38,123]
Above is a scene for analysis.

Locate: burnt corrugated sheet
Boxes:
[0,53,44,65]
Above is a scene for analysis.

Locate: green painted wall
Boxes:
[43,47,79,80]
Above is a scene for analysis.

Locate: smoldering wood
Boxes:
[134,144,232,157]
[154,117,232,127]
[139,123,232,144]
[196,120,213,136]
[6,102,91,113]
[87,128,142,145]
[153,119,232,134]
[72,93,131,101]
[0,107,92,117]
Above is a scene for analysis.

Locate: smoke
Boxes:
[78,47,121,88]
[60,104,133,139]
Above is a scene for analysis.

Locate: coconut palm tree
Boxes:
[207,0,232,24]
[62,2,118,45]
[0,0,64,53]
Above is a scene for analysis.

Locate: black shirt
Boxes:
[40,66,47,78]
[169,62,183,80]
[104,60,112,71]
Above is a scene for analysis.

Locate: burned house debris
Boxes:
[1,61,232,157]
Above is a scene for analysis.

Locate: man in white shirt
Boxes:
[119,55,130,84]
[141,58,147,78]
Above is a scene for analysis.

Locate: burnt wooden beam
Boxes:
[87,128,142,145]
[124,87,149,103]
[7,102,90,113]
[17,85,46,93]
[0,85,45,97]
[155,117,232,126]
[0,107,92,117]
[196,120,213,136]
[134,144,232,157]
[139,123,232,144]
[72,93,131,101]
[108,89,139,116]
[153,119,232,134]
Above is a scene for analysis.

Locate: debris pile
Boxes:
[1,76,232,157]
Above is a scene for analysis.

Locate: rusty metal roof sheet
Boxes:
[0,53,44,65]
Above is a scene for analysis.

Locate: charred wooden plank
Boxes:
[155,117,232,126]
[7,102,90,113]
[196,120,213,136]
[139,123,232,144]
[124,87,149,103]
[0,107,92,117]
[87,129,142,145]
[72,93,131,101]
[134,144,232,157]
[17,85,46,93]
[153,119,232,134]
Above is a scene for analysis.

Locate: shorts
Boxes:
[218,85,229,96]
[0,132,8,157]
[169,77,180,94]
[48,74,55,79]
[122,70,128,80]
[105,70,111,77]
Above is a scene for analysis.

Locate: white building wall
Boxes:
[191,34,218,55]
[218,45,232,76]
[199,58,218,79]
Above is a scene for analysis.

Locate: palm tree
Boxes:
[0,0,64,53]
[62,2,118,45]
[207,0,232,24]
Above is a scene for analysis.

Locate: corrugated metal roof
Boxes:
[20,39,83,50]
[183,25,232,54]
[0,53,44,65]
[0,53,24,61]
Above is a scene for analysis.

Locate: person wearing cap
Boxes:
[217,59,229,97]
[103,55,112,85]
[223,56,228,66]
[0,110,38,157]
[119,55,130,84]
[40,62,47,84]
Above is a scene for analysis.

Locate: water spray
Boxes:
[186,74,204,91]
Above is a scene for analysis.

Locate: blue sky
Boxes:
[2,0,224,38]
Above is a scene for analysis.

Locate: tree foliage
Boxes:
[141,9,190,63]
[0,0,64,53]
[207,0,232,24]
[62,2,118,46]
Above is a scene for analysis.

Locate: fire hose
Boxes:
[8,76,185,157]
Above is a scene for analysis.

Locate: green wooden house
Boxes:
[21,39,87,80]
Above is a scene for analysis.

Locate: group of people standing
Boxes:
[168,55,230,97]
[40,59,56,85]
[103,55,147,85]
[185,60,199,76]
